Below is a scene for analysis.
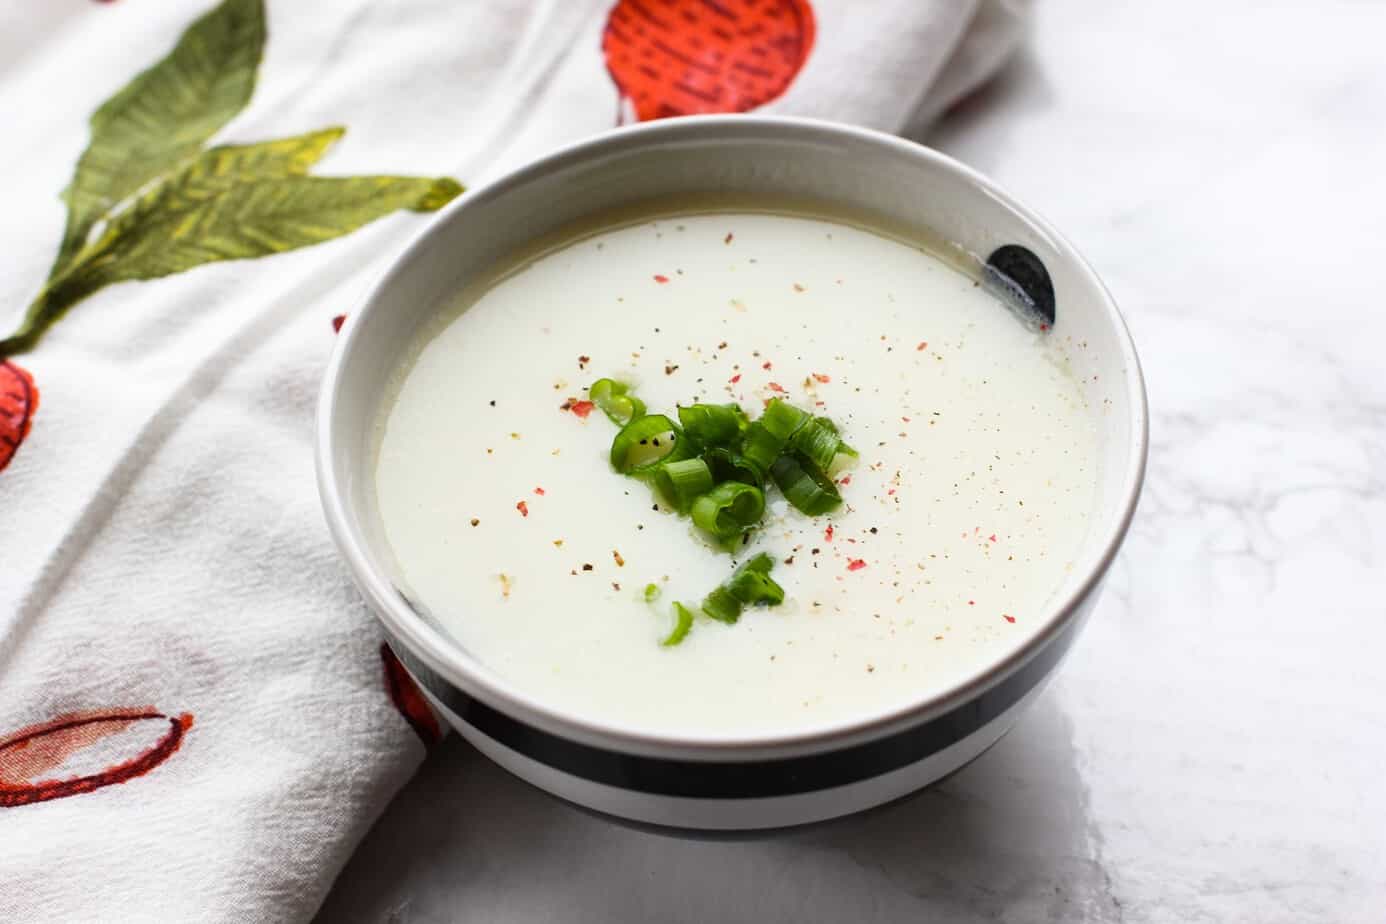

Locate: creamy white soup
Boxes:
[375,208,1097,736]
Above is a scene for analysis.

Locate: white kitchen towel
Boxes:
[0,1,1027,920]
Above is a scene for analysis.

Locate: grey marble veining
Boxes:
[318,1,1386,920]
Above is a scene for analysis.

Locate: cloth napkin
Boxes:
[0,1,1028,919]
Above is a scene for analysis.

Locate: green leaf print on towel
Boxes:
[1,0,462,357]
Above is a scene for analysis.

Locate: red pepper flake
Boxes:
[653,274,670,284]
[578,355,590,369]
[812,373,831,383]
[762,361,772,370]
[847,559,867,572]
[729,373,741,384]
[901,416,911,423]
[724,233,734,244]
[1040,324,1049,332]
[767,382,785,393]
[516,501,529,517]
[837,475,851,486]
[570,399,594,419]
[1003,614,1016,624]
[988,534,997,543]
[887,488,896,495]
[534,487,546,496]
[824,525,834,542]
[916,341,927,351]
[331,314,347,333]
[968,600,975,606]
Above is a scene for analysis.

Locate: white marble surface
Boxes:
[317,2,1386,921]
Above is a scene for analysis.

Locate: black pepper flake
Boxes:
[612,582,621,591]
[665,364,679,375]
[488,400,496,407]
[470,518,480,527]
[811,548,820,555]
[582,563,594,571]
[869,527,878,534]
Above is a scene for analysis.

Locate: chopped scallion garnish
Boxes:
[661,602,695,646]
[739,420,784,474]
[771,452,843,516]
[677,402,748,447]
[580,375,851,645]
[691,481,765,544]
[609,414,689,475]
[703,447,764,488]
[654,457,715,513]
[700,553,784,624]
[760,398,810,442]
[589,378,646,426]
[791,417,856,475]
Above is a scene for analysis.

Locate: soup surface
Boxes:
[375,209,1097,735]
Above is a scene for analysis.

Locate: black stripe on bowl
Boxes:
[985,244,1055,327]
[385,612,1080,800]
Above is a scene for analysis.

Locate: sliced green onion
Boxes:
[701,586,741,624]
[740,421,785,474]
[760,399,810,441]
[610,414,689,475]
[791,417,857,476]
[703,447,764,488]
[727,553,785,606]
[690,481,765,543]
[700,554,784,624]
[827,444,859,479]
[661,602,694,646]
[644,583,660,603]
[677,403,748,447]
[654,458,714,513]
[770,453,843,516]
[589,378,646,426]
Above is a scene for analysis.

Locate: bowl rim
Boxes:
[316,114,1149,759]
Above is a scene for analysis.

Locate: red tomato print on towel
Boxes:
[0,709,193,808]
[380,644,442,747]
[0,360,38,475]
[602,0,816,123]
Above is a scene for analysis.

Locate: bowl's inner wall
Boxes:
[330,122,1138,726]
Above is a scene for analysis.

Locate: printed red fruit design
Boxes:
[602,0,816,123]
[380,644,442,747]
[0,360,38,474]
[0,709,193,808]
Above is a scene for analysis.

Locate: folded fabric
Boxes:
[0,1,1028,919]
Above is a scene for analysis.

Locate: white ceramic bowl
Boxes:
[317,116,1147,833]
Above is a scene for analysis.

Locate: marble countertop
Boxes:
[318,2,1386,921]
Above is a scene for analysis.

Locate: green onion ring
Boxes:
[654,457,715,513]
[609,414,688,475]
[677,403,748,447]
[589,378,646,426]
[770,453,843,516]
[703,447,765,489]
[760,398,810,441]
[739,421,784,474]
[690,481,765,543]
